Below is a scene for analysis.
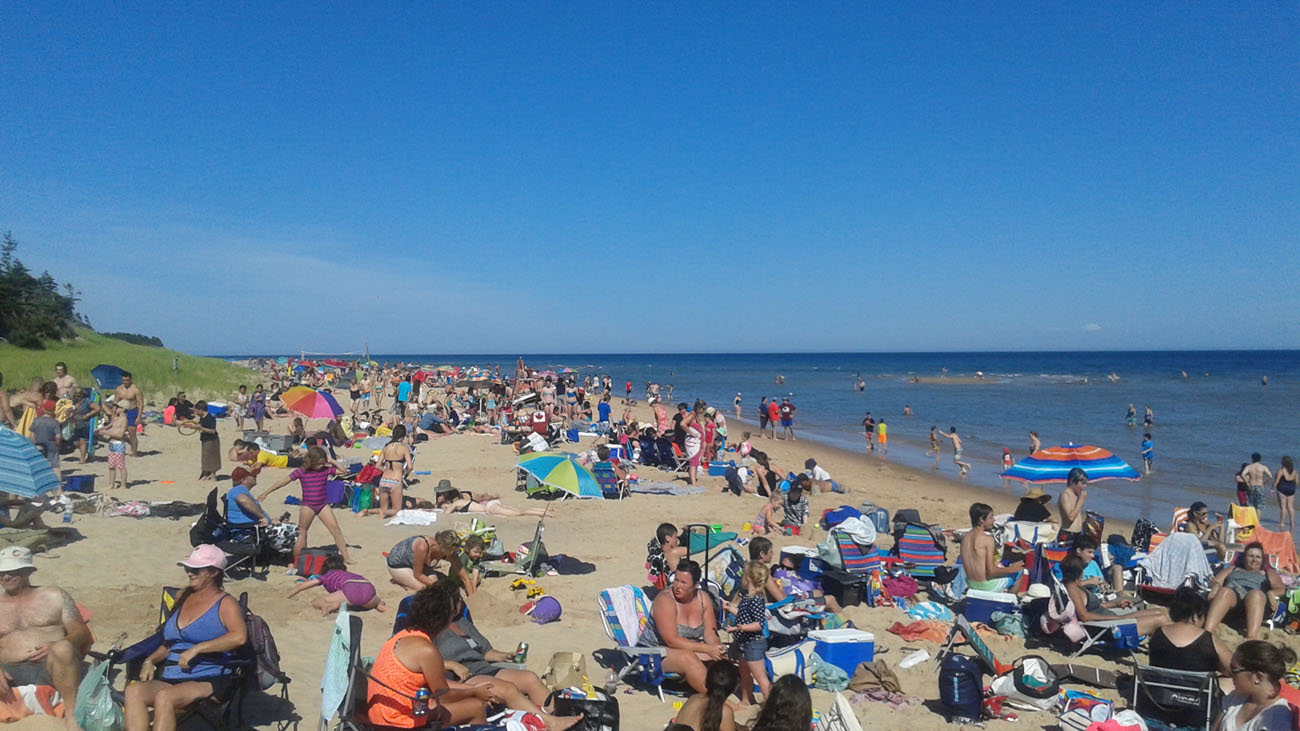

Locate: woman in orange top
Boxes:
[367,583,492,728]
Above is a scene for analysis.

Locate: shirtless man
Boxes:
[1057,468,1089,543]
[52,363,78,400]
[0,547,91,731]
[1242,453,1273,511]
[960,503,1024,592]
[114,371,145,457]
[937,426,970,476]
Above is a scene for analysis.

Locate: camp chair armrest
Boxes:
[492,662,527,672]
[1080,619,1136,628]
[619,645,666,656]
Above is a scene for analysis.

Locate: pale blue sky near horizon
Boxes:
[2,4,1297,356]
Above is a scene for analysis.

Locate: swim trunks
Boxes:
[780,419,792,427]
[953,450,964,461]
[125,408,139,427]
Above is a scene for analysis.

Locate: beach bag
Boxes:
[242,598,284,690]
[74,657,123,731]
[295,548,333,577]
[988,655,1060,711]
[1131,518,1160,552]
[546,688,619,731]
[541,651,588,691]
[765,639,814,682]
[938,653,984,722]
[355,463,382,485]
[350,486,374,512]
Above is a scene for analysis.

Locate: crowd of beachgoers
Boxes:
[2,356,1299,731]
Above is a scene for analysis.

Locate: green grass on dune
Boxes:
[0,328,260,406]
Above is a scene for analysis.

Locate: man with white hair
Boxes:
[0,546,91,730]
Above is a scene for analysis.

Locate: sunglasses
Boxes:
[1230,667,1253,675]
[183,566,208,575]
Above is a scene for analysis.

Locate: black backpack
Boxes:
[939,653,984,722]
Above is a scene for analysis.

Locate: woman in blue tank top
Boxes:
[124,545,248,731]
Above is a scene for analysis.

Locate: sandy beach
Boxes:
[10,400,1296,731]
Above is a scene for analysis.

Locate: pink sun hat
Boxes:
[178,544,227,570]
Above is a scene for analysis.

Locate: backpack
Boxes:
[938,653,984,722]
[295,548,333,577]
[239,593,285,690]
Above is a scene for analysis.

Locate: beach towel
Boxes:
[1137,532,1212,589]
[383,509,440,526]
[1252,526,1300,574]
[628,482,707,496]
[320,606,351,723]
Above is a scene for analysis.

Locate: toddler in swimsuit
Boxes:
[752,492,781,535]
[286,555,386,615]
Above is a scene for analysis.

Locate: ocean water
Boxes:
[239,351,1300,530]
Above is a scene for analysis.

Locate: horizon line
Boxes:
[204,346,1300,358]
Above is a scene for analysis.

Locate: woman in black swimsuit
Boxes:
[1273,455,1296,533]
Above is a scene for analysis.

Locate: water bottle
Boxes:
[62,510,72,524]
[412,687,430,717]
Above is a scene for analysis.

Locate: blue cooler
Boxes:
[206,402,229,417]
[64,474,96,493]
[808,629,874,673]
[963,589,1019,624]
[708,461,735,477]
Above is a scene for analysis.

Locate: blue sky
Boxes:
[3,4,1297,355]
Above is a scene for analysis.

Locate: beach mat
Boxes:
[629,482,706,496]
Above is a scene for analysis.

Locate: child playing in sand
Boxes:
[286,555,386,615]
[457,535,488,591]
[737,432,753,458]
[752,491,782,535]
[725,561,772,704]
[101,403,128,489]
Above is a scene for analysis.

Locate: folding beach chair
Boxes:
[590,462,628,500]
[192,488,272,579]
[514,519,547,577]
[322,610,451,730]
[1038,575,1143,660]
[1127,657,1222,731]
[1230,504,1260,543]
[826,527,885,607]
[934,614,1011,675]
[93,589,291,731]
[597,585,684,701]
[891,522,947,581]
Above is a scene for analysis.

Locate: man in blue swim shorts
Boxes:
[114,371,145,457]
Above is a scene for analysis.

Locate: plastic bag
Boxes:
[990,610,1028,638]
[74,658,123,731]
[809,652,849,691]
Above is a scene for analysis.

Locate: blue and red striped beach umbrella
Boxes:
[1000,443,1140,484]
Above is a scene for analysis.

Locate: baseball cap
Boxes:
[178,544,228,570]
[230,467,253,483]
[0,546,35,573]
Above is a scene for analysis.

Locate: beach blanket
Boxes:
[628,482,706,496]
[320,606,350,723]
[1137,532,1212,589]
[384,510,440,526]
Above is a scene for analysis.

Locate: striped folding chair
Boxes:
[893,523,946,580]
[597,585,681,701]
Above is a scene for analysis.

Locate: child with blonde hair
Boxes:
[752,491,782,535]
[725,561,771,704]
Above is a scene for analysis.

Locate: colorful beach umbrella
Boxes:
[1000,443,1141,484]
[90,364,125,389]
[516,452,605,499]
[280,387,344,419]
[0,427,62,498]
